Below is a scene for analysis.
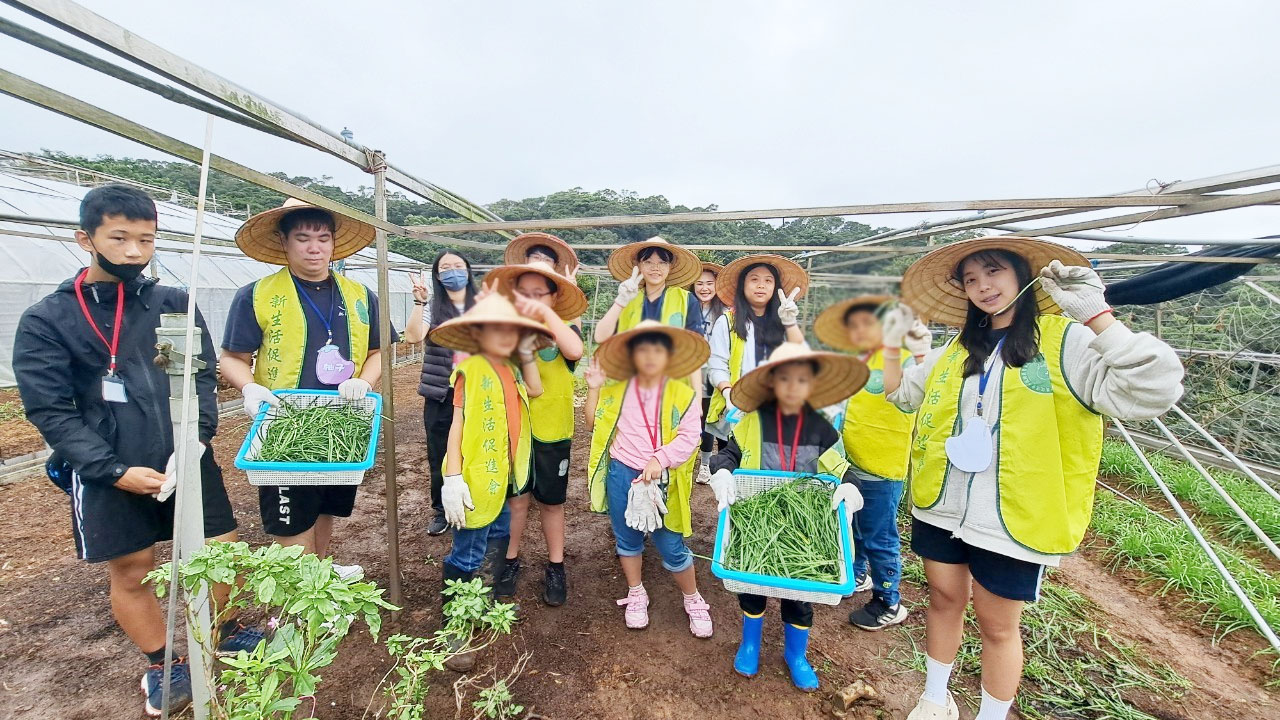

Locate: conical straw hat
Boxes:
[235,197,375,265]
[716,254,809,306]
[482,261,588,320]
[607,236,702,288]
[814,294,896,352]
[504,232,578,276]
[595,320,709,381]
[730,342,869,413]
[428,291,553,355]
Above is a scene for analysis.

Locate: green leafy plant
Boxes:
[472,680,522,720]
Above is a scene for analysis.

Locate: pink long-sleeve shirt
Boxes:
[608,379,702,472]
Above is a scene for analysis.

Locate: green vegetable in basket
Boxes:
[250,401,375,464]
[724,479,842,583]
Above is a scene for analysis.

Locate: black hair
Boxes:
[79,184,157,237]
[732,262,786,348]
[637,246,674,264]
[691,268,726,330]
[842,302,880,325]
[278,207,336,237]
[953,249,1041,376]
[627,331,674,353]
[770,359,821,377]
[525,244,559,263]
[429,250,476,328]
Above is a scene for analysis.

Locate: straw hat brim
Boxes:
[901,236,1089,327]
[482,264,589,320]
[607,240,702,288]
[504,232,578,276]
[814,294,896,352]
[700,261,724,276]
[731,348,869,413]
[235,202,375,265]
[428,302,553,355]
[716,254,810,306]
[596,323,710,381]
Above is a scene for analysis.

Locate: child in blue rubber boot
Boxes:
[709,342,868,692]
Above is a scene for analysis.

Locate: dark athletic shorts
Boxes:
[910,517,1046,602]
[519,439,571,506]
[71,449,237,563]
[259,484,358,537]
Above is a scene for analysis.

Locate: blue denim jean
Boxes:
[605,458,692,573]
[444,504,511,573]
[852,479,904,606]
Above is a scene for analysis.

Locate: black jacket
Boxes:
[13,273,219,486]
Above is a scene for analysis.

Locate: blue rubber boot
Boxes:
[733,612,764,677]
[782,623,819,692]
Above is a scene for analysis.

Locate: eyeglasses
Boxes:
[640,259,670,269]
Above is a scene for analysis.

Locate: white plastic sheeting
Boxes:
[0,172,425,387]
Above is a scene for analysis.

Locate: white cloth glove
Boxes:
[624,480,654,532]
[241,382,280,419]
[904,321,933,357]
[832,483,864,513]
[646,480,669,521]
[710,468,736,511]
[1039,260,1111,323]
[517,332,539,363]
[156,443,206,502]
[337,377,372,400]
[614,267,642,308]
[441,473,474,529]
[721,387,740,422]
[880,304,916,349]
[776,288,801,327]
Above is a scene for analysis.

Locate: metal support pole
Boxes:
[1170,405,1280,503]
[371,150,402,607]
[1231,361,1260,454]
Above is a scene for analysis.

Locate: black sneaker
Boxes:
[543,563,567,607]
[141,657,192,717]
[427,514,449,536]
[493,556,521,599]
[848,596,908,631]
[217,623,267,656]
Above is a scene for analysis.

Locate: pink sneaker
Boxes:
[683,592,714,638]
[616,585,649,629]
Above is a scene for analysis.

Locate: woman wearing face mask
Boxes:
[881,237,1184,720]
[706,255,808,440]
[405,251,477,536]
[691,262,725,484]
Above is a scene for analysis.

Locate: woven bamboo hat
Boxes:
[235,198,375,265]
[607,236,702,288]
[504,232,578,276]
[428,291,552,355]
[730,342,869,413]
[902,236,1089,327]
[595,320,709,381]
[815,294,896,352]
[716,254,809,306]
[482,261,588,321]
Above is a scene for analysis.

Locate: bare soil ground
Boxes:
[0,365,1275,719]
[0,389,46,459]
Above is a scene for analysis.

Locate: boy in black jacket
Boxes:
[13,185,253,717]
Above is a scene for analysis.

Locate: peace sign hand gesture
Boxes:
[777,287,802,327]
[410,270,430,303]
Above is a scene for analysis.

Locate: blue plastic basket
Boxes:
[234,390,383,486]
[710,469,856,605]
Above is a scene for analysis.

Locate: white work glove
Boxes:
[904,321,933,357]
[710,468,736,511]
[156,443,206,502]
[776,287,801,327]
[646,481,669,523]
[614,267,642,308]
[337,377,372,401]
[832,483,864,513]
[624,480,654,532]
[721,387,740,422]
[441,473,474,529]
[517,332,539,363]
[241,382,280,419]
[880,304,916,349]
[1039,260,1111,323]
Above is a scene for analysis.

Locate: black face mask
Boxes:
[92,249,148,282]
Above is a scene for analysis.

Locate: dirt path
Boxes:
[0,365,1275,719]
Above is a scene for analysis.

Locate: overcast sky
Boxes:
[2,0,1275,243]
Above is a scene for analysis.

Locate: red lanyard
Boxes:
[775,406,804,472]
[73,269,125,376]
[632,378,664,452]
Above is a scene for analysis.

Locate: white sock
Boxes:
[975,686,1013,720]
[921,655,953,706]
[629,583,644,592]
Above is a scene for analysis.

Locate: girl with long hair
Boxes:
[691,262,726,483]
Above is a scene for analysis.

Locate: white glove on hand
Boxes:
[904,321,933,357]
[1039,260,1110,323]
[517,332,539,363]
[880,304,916,349]
[832,483,864,513]
[721,387,740,422]
[156,443,206,502]
[614,267,642,308]
[337,377,372,401]
[241,382,280,419]
[710,468,736,511]
[441,473,474,529]
[776,288,801,327]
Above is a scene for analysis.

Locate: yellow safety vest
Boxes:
[706,310,746,425]
[841,348,915,481]
[251,268,370,390]
[618,286,690,332]
[587,379,698,536]
[733,409,851,479]
[446,355,533,528]
[910,314,1103,555]
[530,345,575,443]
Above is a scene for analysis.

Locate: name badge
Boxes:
[102,375,128,403]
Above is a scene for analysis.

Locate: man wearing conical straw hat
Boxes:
[220,199,391,578]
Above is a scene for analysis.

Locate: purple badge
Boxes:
[316,344,355,385]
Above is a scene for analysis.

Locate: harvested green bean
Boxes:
[249,401,374,464]
[724,478,842,583]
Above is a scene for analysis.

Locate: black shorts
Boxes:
[259,484,358,537]
[71,450,237,563]
[519,439,571,505]
[910,517,1046,602]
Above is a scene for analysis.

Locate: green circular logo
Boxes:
[864,369,884,395]
[668,312,684,328]
[354,298,370,324]
[1020,354,1052,394]
[537,346,559,362]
